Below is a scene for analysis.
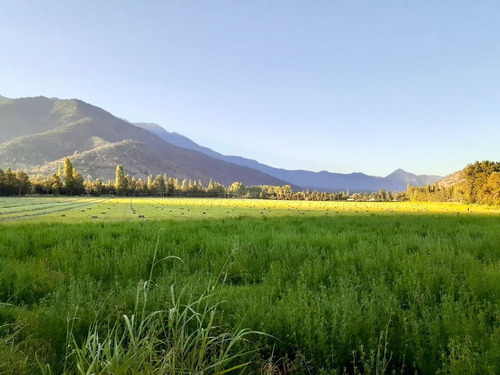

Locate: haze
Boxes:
[1,1,499,176]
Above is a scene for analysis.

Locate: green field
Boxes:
[1,197,499,374]
[1,196,498,223]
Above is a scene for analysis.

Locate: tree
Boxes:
[173,178,180,191]
[127,175,136,196]
[166,177,176,196]
[378,189,387,201]
[63,158,73,181]
[154,174,166,196]
[281,185,292,199]
[207,179,225,197]
[63,158,75,194]
[136,178,146,195]
[115,165,127,195]
[0,169,5,195]
[85,178,103,196]
[462,161,500,203]
[180,179,188,192]
[147,175,154,194]
[32,175,52,195]
[50,173,62,195]
[3,168,17,196]
[479,172,500,205]
[228,182,245,198]
[352,193,362,201]
[15,170,31,195]
[73,172,85,195]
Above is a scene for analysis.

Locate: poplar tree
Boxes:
[63,158,75,194]
[181,179,188,191]
[115,165,126,195]
[147,175,154,192]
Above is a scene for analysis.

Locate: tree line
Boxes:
[0,158,405,201]
[406,161,500,205]
[1,159,498,204]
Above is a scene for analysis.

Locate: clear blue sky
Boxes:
[1,1,499,176]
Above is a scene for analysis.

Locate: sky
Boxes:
[1,1,499,177]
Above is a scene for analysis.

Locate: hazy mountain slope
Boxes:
[0,96,61,143]
[0,95,13,105]
[0,95,442,190]
[256,168,441,192]
[30,140,190,181]
[0,96,290,186]
[135,122,443,191]
[384,169,443,189]
[30,139,289,184]
[437,170,465,188]
[133,123,211,153]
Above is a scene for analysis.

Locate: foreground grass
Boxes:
[0,210,499,374]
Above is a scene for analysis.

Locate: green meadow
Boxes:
[1,197,499,374]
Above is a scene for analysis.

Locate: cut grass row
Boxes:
[0,196,498,223]
[0,199,107,221]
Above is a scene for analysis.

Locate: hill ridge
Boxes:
[1,95,443,191]
[0,96,290,185]
[134,122,443,191]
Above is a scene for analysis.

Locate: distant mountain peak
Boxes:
[386,168,413,178]
[385,169,419,184]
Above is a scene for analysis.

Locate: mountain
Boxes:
[133,123,210,152]
[135,122,443,192]
[437,170,465,188]
[0,95,13,105]
[0,96,289,185]
[0,96,59,144]
[383,169,442,190]
[0,95,442,191]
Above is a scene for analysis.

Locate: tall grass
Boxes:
[1,214,499,374]
[33,233,260,374]
[55,285,256,374]
[0,322,31,374]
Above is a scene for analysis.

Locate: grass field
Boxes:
[1,196,498,223]
[1,197,499,374]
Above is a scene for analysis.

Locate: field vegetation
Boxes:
[0,196,497,223]
[0,197,499,374]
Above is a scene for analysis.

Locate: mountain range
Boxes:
[134,122,442,191]
[0,95,442,191]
